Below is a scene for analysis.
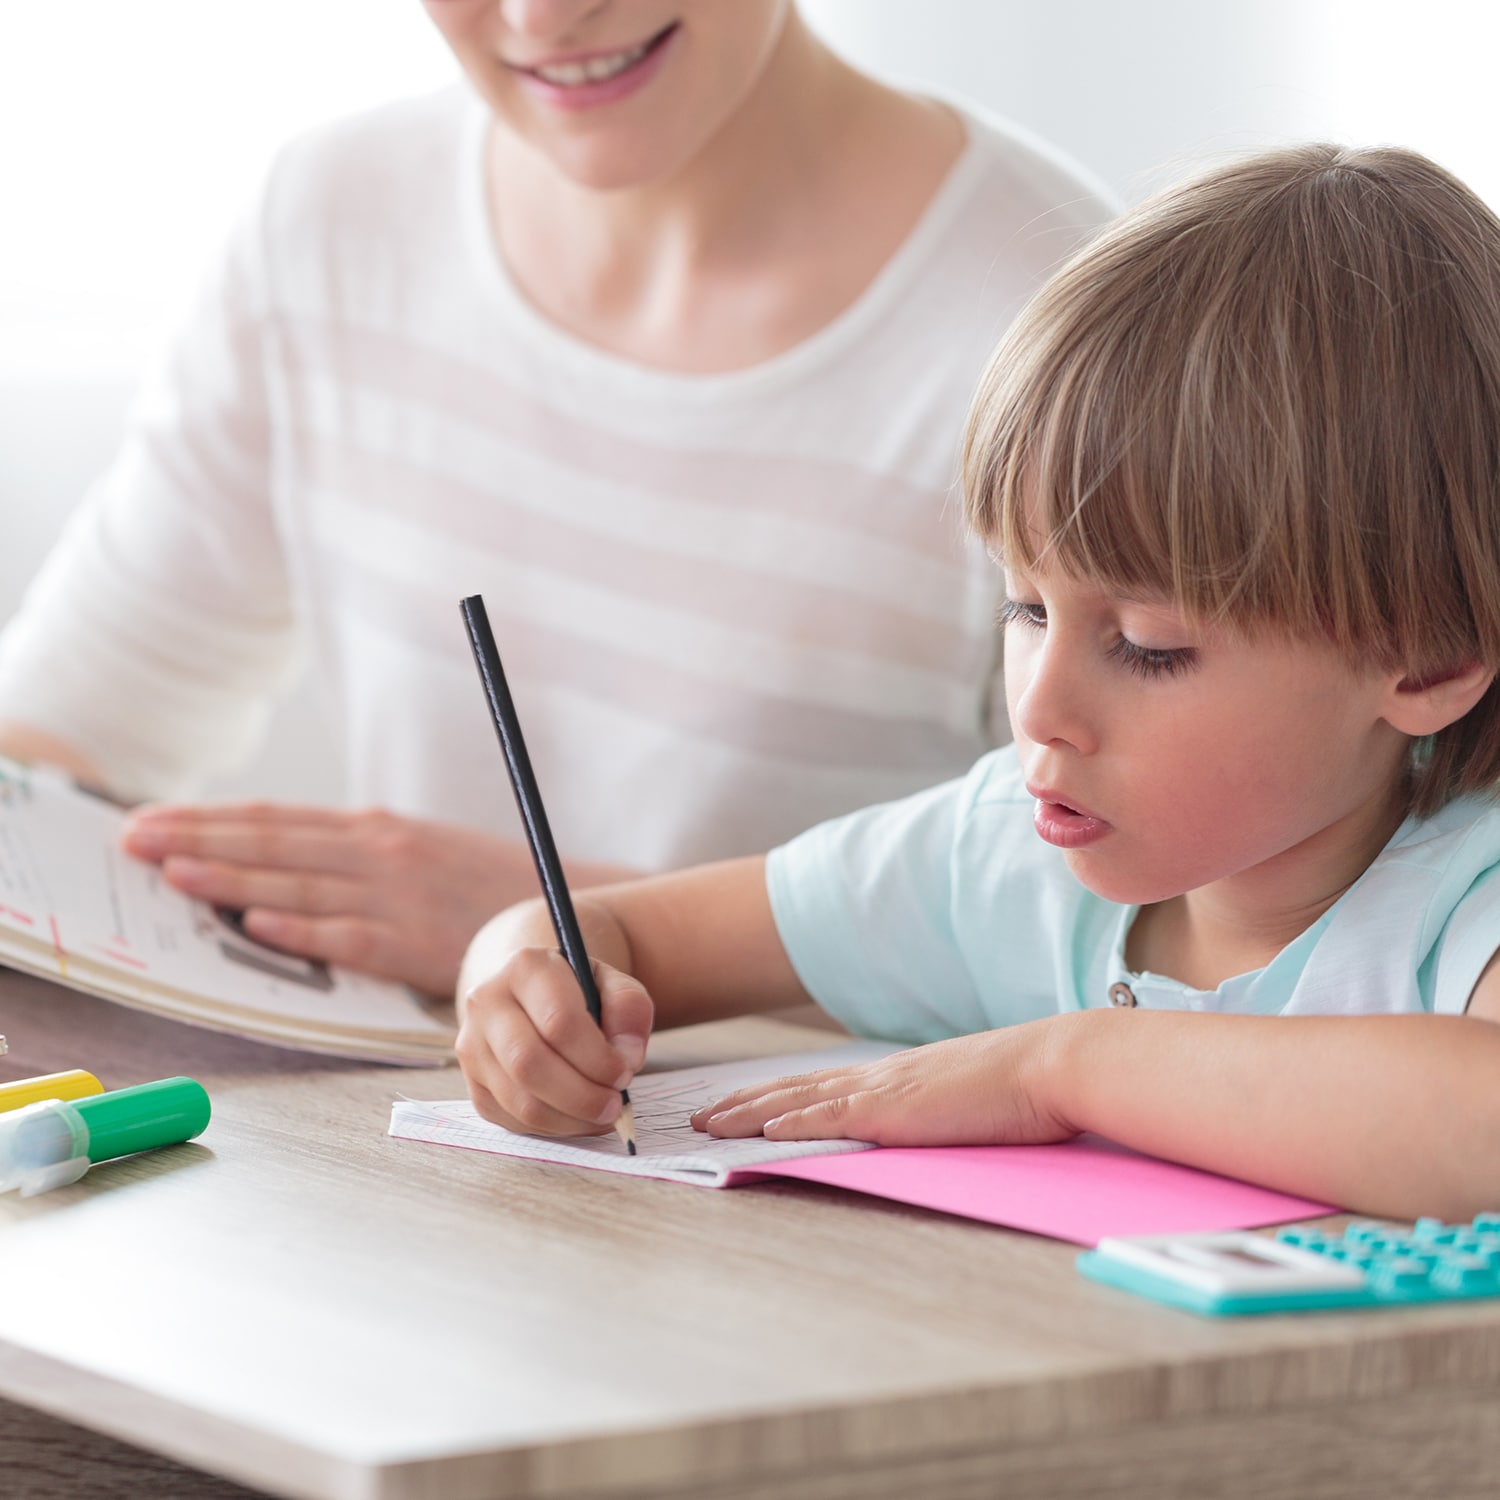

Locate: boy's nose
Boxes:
[1009,645,1100,757]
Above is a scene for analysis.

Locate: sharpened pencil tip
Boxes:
[614,1095,637,1156]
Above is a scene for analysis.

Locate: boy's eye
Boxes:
[1108,638,1199,680]
[999,597,1199,680]
[999,598,1199,680]
[996,598,1046,631]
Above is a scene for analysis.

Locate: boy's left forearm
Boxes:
[1046,1008,1500,1220]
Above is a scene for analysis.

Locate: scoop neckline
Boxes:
[454,92,989,404]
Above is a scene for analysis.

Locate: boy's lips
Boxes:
[1027,784,1113,850]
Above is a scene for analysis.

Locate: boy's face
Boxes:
[1001,560,1412,910]
[422,0,791,190]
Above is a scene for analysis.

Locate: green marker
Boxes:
[0,1077,211,1196]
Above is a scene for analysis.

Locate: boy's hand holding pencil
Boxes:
[457,933,652,1139]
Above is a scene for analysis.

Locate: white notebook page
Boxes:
[389,1042,900,1185]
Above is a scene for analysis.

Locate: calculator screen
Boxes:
[1200,1245,1285,1270]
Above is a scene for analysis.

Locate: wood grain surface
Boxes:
[2,969,1498,1500]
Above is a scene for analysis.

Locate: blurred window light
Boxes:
[0,1,456,378]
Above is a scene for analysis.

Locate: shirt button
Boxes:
[1108,982,1138,1008]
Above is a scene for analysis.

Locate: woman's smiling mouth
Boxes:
[511,24,679,92]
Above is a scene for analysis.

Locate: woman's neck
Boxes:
[485,16,964,371]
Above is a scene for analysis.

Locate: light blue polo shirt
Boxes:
[765,744,1500,1043]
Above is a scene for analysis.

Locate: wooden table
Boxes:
[2,970,1499,1500]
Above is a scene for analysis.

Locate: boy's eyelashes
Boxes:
[995,597,1046,631]
[1106,637,1200,680]
[995,598,1201,681]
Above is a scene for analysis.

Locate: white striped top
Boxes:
[0,86,1113,871]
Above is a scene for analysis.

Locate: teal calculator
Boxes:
[1076,1216,1500,1316]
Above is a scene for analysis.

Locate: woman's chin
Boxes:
[518,120,706,194]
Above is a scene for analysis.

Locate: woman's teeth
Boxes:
[533,41,651,87]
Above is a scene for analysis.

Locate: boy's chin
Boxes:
[1063,850,1188,908]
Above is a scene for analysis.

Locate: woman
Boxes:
[0,1,1112,997]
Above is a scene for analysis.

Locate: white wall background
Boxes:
[2,1,1496,802]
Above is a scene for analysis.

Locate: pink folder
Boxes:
[749,1135,1336,1247]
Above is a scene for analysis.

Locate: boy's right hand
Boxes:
[455,947,654,1137]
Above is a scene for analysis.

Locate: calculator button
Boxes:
[1413,1221,1461,1245]
[1372,1262,1431,1296]
[1432,1256,1494,1294]
[1394,1250,1440,1271]
[1472,1214,1500,1236]
[1277,1228,1329,1250]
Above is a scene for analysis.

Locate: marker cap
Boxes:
[0,1098,91,1196]
[0,1077,211,1197]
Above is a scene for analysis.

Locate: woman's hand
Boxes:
[456,948,654,1137]
[122,802,632,999]
[690,1020,1078,1147]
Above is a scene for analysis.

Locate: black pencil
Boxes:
[460,595,637,1154]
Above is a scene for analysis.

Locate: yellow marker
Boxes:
[0,1071,104,1114]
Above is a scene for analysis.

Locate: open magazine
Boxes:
[0,757,454,1063]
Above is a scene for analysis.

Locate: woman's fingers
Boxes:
[160,857,364,916]
[124,806,376,875]
[129,800,352,829]
[237,910,392,973]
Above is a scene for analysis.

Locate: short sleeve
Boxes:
[1430,862,1500,1015]
[765,765,989,1043]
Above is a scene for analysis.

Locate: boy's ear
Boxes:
[1382,661,1496,736]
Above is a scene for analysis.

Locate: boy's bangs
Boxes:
[992,361,1185,608]
[964,187,1437,661]
[972,322,1280,634]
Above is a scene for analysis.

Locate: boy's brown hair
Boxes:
[963,144,1500,815]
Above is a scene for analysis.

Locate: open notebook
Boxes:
[391,1043,897,1184]
[0,757,454,1064]
[389,1043,1337,1243]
